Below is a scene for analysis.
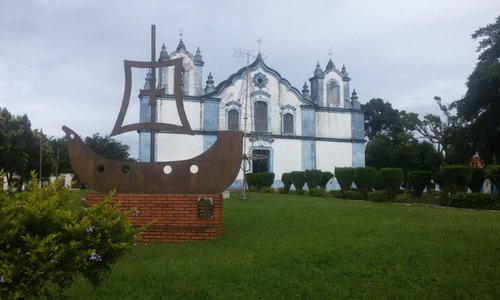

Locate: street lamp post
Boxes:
[39,131,53,186]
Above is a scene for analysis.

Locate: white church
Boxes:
[138,39,365,188]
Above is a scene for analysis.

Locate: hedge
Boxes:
[435,165,471,194]
[380,168,404,201]
[353,167,378,201]
[449,192,500,210]
[291,171,305,191]
[408,170,433,197]
[319,171,334,189]
[485,165,500,188]
[304,169,322,189]
[335,167,355,197]
[281,172,293,192]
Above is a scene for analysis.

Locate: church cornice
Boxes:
[206,57,315,106]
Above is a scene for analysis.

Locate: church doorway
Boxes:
[252,149,270,173]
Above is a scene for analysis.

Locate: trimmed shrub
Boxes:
[335,167,355,196]
[449,192,500,210]
[257,172,275,189]
[369,190,388,202]
[281,172,292,192]
[373,172,384,191]
[245,173,255,189]
[291,171,305,191]
[408,170,433,197]
[319,171,334,188]
[353,167,378,201]
[469,168,485,193]
[380,168,404,201]
[437,165,471,194]
[0,176,141,299]
[485,165,500,188]
[305,169,322,189]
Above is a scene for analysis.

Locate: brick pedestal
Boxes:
[85,193,224,243]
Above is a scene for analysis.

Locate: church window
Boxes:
[254,101,268,132]
[228,110,239,130]
[182,66,189,95]
[327,79,341,107]
[283,113,294,134]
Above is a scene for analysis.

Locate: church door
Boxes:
[252,149,270,173]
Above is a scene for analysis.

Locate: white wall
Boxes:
[316,141,352,172]
[316,112,352,139]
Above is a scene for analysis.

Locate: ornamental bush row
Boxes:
[280,170,333,194]
[246,172,275,190]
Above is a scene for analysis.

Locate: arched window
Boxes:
[327,79,340,107]
[283,113,294,134]
[228,110,239,130]
[182,66,189,95]
[254,101,268,132]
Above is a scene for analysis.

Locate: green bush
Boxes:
[281,172,292,192]
[485,165,500,188]
[304,169,322,189]
[261,187,275,193]
[353,167,378,201]
[308,187,325,197]
[368,190,388,202]
[291,171,305,191]
[319,171,334,188]
[0,176,140,299]
[408,170,433,197]
[469,168,486,193]
[255,172,275,189]
[436,165,471,194]
[449,192,500,210]
[380,168,404,201]
[245,173,255,189]
[373,171,384,191]
[335,167,355,197]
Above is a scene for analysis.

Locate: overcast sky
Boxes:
[0,0,498,157]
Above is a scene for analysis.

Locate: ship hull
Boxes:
[63,126,244,194]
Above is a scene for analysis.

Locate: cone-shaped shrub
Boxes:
[380,168,404,201]
[305,169,322,189]
[335,167,355,196]
[436,165,471,194]
[281,172,292,192]
[291,171,305,191]
[353,167,378,201]
[320,171,334,188]
[408,170,433,197]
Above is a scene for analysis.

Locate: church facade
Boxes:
[138,39,365,188]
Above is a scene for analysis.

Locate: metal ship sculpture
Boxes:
[63,25,243,194]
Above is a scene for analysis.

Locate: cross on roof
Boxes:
[257,38,263,53]
[179,28,183,39]
[328,49,333,58]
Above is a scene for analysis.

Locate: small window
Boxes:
[228,110,239,130]
[283,113,294,134]
[254,101,268,132]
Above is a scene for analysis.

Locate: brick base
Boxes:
[85,193,224,243]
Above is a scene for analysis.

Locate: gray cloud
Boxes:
[0,0,498,158]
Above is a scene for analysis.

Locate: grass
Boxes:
[65,192,500,299]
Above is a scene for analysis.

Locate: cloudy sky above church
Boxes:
[0,0,498,155]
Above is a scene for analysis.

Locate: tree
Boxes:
[84,134,132,161]
[362,98,419,142]
[0,108,53,186]
[414,96,470,163]
[454,15,500,162]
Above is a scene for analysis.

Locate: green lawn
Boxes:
[66,192,500,299]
